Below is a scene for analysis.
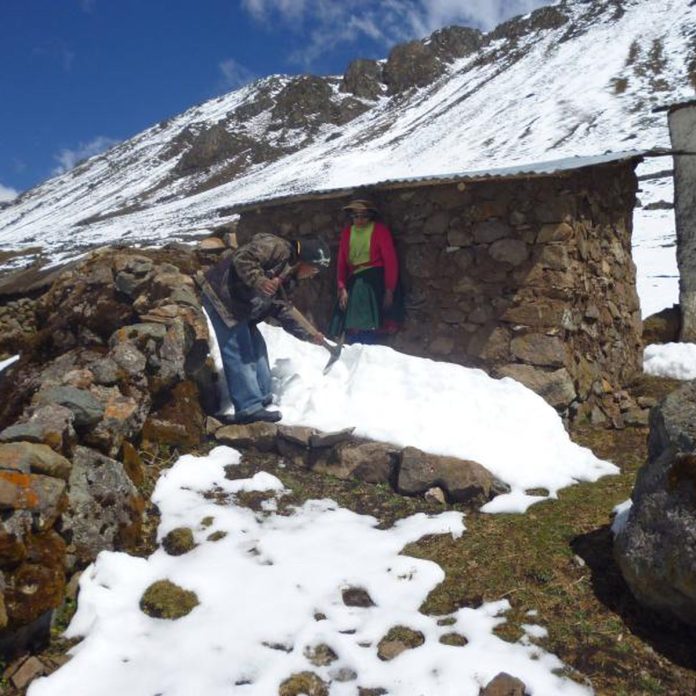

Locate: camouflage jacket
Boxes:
[197,233,312,341]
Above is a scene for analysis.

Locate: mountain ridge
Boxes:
[0,0,693,271]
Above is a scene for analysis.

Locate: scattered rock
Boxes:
[425,486,447,504]
[278,671,328,696]
[139,579,199,619]
[7,655,46,690]
[480,672,527,696]
[304,643,338,667]
[161,527,196,556]
[439,632,469,646]
[377,625,425,661]
[342,587,375,608]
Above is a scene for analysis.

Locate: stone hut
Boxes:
[226,153,644,423]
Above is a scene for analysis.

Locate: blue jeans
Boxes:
[203,298,272,417]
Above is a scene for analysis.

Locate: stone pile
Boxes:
[0,245,215,657]
[213,421,510,507]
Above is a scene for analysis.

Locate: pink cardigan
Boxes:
[336,221,399,291]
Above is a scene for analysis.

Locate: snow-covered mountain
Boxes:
[0,0,693,275]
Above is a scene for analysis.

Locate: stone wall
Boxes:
[236,161,642,422]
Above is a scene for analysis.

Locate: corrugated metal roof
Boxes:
[224,150,646,214]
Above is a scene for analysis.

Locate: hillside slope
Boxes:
[0,0,693,273]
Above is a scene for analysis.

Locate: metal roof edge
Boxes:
[221,150,646,216]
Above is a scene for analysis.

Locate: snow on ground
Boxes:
[632,160,679,318]
[28,447,590,696]
[259,325,617,514]
[644,342,696,380]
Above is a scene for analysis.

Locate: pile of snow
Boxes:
[28,446,590,696]
[257,325,617,513]
[643,342,696,380]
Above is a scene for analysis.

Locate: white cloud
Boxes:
[219,58,256,89]
[53,136,119,175]
[240,0,555,66]
[0,184,18,203]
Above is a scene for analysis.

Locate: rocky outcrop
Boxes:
[340,59,383,100]
[0,244,218,656]
[614,381,696,626]
[383,26,483,95]
[270,76,370,131]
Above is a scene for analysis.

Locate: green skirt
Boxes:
[328,266,404,339]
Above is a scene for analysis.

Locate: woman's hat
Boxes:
[342,199,377,213]
[296,237,331,268]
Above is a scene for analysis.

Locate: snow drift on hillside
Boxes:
[0,0,693,273]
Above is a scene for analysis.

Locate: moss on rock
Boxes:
[139,579,199,619]
[278,671,328,696]
[161,527,196,556]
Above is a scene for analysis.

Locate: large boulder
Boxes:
[614,381,696,625]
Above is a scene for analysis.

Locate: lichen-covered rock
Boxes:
[0,404,77,455]
[161,527,196,556]
[0,442,72,480]
[278,671,328,696]
[62,446,144,570]
[33,386,105,428]
[304,643,338,667]
[139,579,199,619]
[614,381,696,625]
[1,529,66,641]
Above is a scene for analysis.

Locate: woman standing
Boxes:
[329,199,403,344]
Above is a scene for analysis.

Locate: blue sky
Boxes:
[0,0,550,200]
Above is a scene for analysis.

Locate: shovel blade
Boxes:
[322,338,343,375]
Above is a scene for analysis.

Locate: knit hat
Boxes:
[296,237,331,268]
[342,199,378,213]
